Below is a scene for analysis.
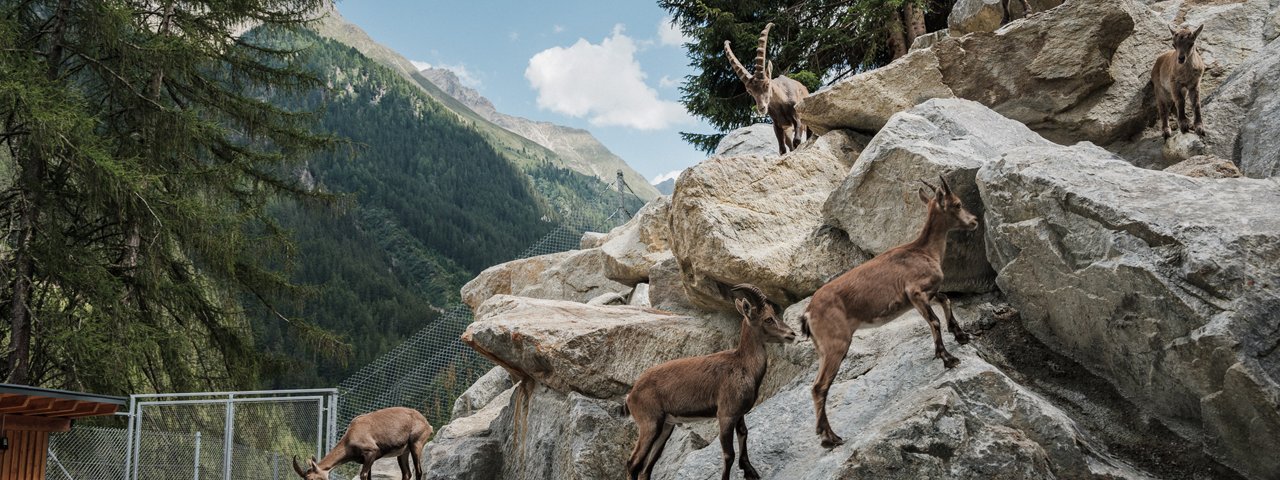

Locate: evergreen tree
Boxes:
[0,0,338,394]
[661,0,954,152]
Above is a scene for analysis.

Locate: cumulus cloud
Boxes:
[657,17,691,47]
[651,169,684,185]
[525,25,692,130]
[658,75,680,89]
[410,60,483,88]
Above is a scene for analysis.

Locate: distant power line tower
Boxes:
[607,170,640,222]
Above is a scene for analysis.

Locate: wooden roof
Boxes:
[0,384,125,428]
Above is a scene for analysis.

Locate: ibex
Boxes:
[725,23,810,156]
[1002,0,1036,24]
[292,407,433,480]
[1151,24,1206,139]
[801,177,978,448]
[624,284,797,480]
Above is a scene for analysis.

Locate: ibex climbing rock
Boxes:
[725,23,810,156]
[800,177,978,448]
[625,284,797,480]
[292,407,433,480]
[1151,24,1206,139]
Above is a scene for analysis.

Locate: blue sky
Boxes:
[334,0,714,185]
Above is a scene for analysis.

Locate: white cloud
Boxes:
[658,75,680,89]
[410,60,483,89]
[651,169,684,185]
[525,25,692,130]
[657,17,691,47]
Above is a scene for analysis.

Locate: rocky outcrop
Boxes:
[599,196,674,285]
[713,124,784,158]
[1202,38,1280,178]
[492,384,635,480]
[665,314,1150,480]
[948,0,1064,35]
[461,296,737,399]
[798,49,953,135]
[823,99,1053,292]
[978,143,1280,479]
[669,130,869,309]
[414,386,512,480]
[460,248,631,310]
[450,367,512,419]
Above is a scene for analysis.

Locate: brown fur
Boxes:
[292,407,433,480]
[801,177,978,448]
[1152,24,1206,139]
[725,23,811,156]
[625,284,797,480]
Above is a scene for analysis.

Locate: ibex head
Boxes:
[918,176,978,232]
[292,456,329,480]
[1169,24,1203,65]
[725,23,777,115]
[732,283,797,343]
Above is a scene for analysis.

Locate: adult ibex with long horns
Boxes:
[725,23,810,156]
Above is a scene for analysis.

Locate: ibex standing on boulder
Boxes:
[801,177,978,448]
[292,407,433,480]
[725,23,810,156]
[1152,24,1206,139]
[625,284,797,480]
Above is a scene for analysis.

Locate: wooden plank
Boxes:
[0,397,51,415]
[0,429,49,479]
[0,395,33,413]
[0,414,71,432]
[48,401,119,418]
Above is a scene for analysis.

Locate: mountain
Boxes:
[653,177,675,195]
[421,67,661,200]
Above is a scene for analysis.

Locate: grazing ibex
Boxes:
[292,407,433,480]
[801,177,978,448]
[625,284,797,480]
[1152,24,1206,139]
[725,23,810,156]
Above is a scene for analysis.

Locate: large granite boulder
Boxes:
[492,384,635,480]
[461,296,737,399]
[460,248,632,310]
[1202,38,1280,178]
[978,142,1280,479]
[450,367,513,419]
[412,387,513,480]
[599,196,674,285]
[662,315,1151,480]
[798,50,954,135]
[824,99,1054,293]
[669,130,869,309]
[948,0,1064,35]
[713,124,781,158]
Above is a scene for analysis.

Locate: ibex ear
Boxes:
[734,297,756,320]
[1192,24,1203,39]
[1169,25,1177,36]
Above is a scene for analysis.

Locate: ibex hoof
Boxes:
[954,332,971,345]
[943,356,960,369]
[1162,129,1172,139]
[1179,124,1191,134]
[820,435,845,448]
[1195,125,1205,136]
[743,467,761,480]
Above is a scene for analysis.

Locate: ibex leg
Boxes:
[641,422,675,480]
[736,418,761,479]
[911,288,959,368]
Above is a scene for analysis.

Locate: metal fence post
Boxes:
[222,395,235,480]
[193,431,202,480]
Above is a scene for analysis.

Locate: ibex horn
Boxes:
[938,174,951,193]
[292,456,307,476]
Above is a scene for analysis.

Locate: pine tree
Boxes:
[0,0,341,393]
[661,0,953,152]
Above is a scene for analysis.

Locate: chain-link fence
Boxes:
[47,427,130,480]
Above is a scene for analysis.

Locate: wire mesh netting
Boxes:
[47,427,130,480]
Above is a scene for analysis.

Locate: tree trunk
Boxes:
[906,2,927,41]
[887,11,909,59]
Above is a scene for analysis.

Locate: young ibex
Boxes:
[801,177,978,448]
[292,407,433,480]
[725,23,811,156]
[625,284,797,480]
[1151,24,1206,139]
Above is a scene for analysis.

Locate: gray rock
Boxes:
[493,384,635,480]
[462,295,737,399]
[600,196,674,285]
[909,29,949,51]
[587,291,629,306]
[712,124,783,158]
[647,256,697,313]
[662,315,1151,480]
[450,367,513,419]
[948,0,1063,35]
[669,130,870,310]
[1163,154,1241,178]
[579,231,606,249]
[460,248,631,310]
[400,387,512,480]
[978,142,1280,479]
[628,283,651,307]
[824,99,1052,292]
[1203,38,1280,178]
[798,49,954,135]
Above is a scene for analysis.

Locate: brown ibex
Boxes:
[801,177,978,448]
[1152,24,1206,139]
[292,407,433,480]
[625,284,797,480]
[725,23,810,156]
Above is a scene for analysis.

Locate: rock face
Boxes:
[798,49,954,135]
[492,384,635,480]
[978,143,1280,479]
[460,248,632,310]
[599,196,674,285]
[823,99,1054,292]
[415,386,512,480]
[713,124,782,158]
[461,296,737,399]
[669,130,869,309]
[948,0,1064,35]
[664,315,1150,480]
[1202,38,1280,178]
